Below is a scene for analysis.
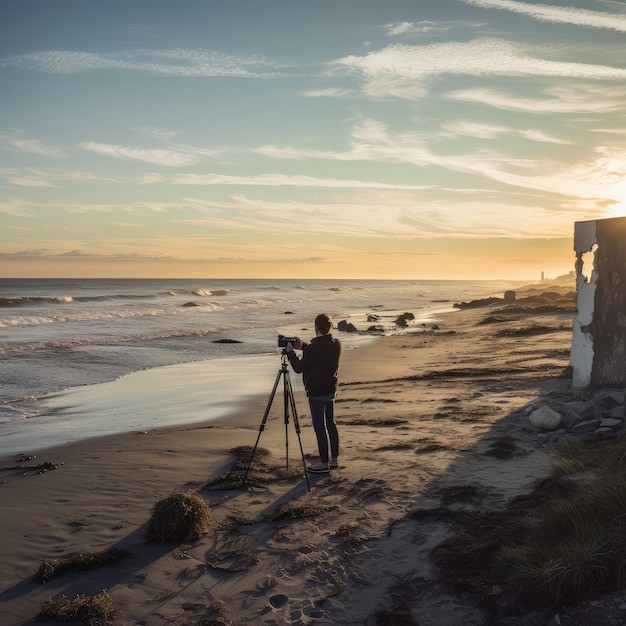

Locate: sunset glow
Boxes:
[2,0,626,279]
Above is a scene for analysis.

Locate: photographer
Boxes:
[285,313,342,474]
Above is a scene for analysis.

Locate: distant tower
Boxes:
[541,271,545,281]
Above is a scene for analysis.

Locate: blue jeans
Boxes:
[308,396,339,464]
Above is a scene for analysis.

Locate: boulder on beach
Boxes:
[394,312,415,328]
[529,405,562,431]
[337,320,358,333]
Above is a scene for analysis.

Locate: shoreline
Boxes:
[0,297,579,625]
[0,311,435,459]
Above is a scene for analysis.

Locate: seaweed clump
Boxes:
[36,589,117,625]
[35,548,132,584]
[145,489,215,543]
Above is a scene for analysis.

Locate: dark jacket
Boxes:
[287,334,341,397]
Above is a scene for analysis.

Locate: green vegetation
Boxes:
[498,437,626,606]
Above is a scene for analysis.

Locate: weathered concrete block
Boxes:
[571,217,626,389]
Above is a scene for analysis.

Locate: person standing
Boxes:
[285,313,342,474]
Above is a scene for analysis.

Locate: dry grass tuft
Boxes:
[36,589,117,625]
[340,417,408,426]
[231,445,272,471]
[206,535,260,572]
[35,548,132,583]
[495,324,567,337]
[204,446,303,491]
[145,489,215,543]
[266,502,332,521]
[498,436,626,606]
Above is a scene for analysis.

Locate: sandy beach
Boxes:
[0,283,588,625]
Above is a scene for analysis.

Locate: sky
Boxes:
[2,0,626,280]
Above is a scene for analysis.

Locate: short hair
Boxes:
[315,313,332,335]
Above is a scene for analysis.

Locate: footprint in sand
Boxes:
[269,593,289,609]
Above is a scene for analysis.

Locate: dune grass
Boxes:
[497,436,626,606]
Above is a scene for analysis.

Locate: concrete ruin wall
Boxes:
[571,216,626,389]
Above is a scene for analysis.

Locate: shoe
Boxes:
[307,465,330,474]
[330,463,338,470]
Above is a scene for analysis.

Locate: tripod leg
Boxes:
[283,367,290,470]
[285,369,311,492]
[241,368,282,488]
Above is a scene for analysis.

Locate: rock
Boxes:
[367,325,385,333]
[213,338,243,344]
[571,420,600,435]
[454,297,503,309]
[529,406,563,430]
[478,316,508,325]
[367,314,380,322]
[394,312,415,327]
[182,301,201,307]
[597,390,625,409]
[595,427,618,440]
[594,404,615,420]
[600,418,623,429]
[560,407,584,429]
[561,400,596,420]
[338,319,357,332]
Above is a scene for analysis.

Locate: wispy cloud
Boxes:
[79,142,201,166]
[254,118,626,204]
[334,38,626,99]
[442,121,571,144]
[181,193,593,239]
[461,0,626,32]
[132,127,229,160]
[0,166,120,186]
[441,121,510,139]
[299,88,354,98]
[0,48,293,77]
[9,139,65,158]
[384,20,465,36]
[520,129,572,144]
[5,176,58,187]
[447,84,626,113]
[256,118,533,175]
[169,172,433,190]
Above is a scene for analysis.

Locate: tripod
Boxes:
[241,353,311,492]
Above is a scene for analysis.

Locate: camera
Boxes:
[277,334,298,348]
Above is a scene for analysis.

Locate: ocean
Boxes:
[0,278,514,456]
